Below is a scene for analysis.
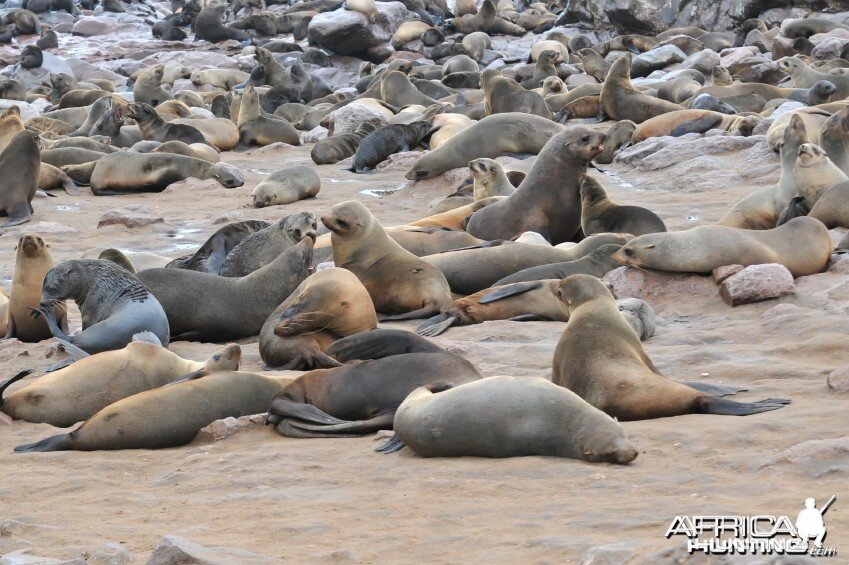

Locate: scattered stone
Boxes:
[0,554,63,565]
[758,437,849,479]
[579,541,640,565]
[719,264,795,306]
[211,210,251,224]
[4,222,76,236]
[603,266,716,303]
[827,366,849,393]
[87,543,132,565]
[146,535,280,565]
[712,264,743,284]
[811,37,848,61]
[631,45,686,77]
[0,520,59,537]
[828,253,849,274]
[195,414,267,442]
[675,49,720,74]
[376,151,424,172]
[72,17,117,36]
[98,205,164,229]
[324,103,390,136]
[300,126,328,144]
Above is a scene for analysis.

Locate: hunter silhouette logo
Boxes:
[666,495,838,557]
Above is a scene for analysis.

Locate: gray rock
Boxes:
[676,49,721,74]
[307,2,409,56]
[631,45,686,77]
[87,543,132,565]
[758,437,849,478]
[811,37,849,61]
[98,205,165,229]
[324,102,389,136]
[579,541,640,565]
[72,16,117,36]
[146,535,280,565]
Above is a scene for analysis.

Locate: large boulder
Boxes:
[308,2,410,56]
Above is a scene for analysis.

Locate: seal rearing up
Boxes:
[34,259,170,354]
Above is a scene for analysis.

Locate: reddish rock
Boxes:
[603,266,714,302]
[719,263,794,306]
[712,264,743,284]
[97,205,164,229]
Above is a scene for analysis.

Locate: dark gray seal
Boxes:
[166,220,269,273]
[310,122,376,165]
[351,122,431,173]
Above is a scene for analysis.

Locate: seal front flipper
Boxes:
[696,396,790,415]
[477,281,544,304]
[416,313,458,337]
[31,307,72,342]
[670,115,723,137]
[380,304,441,321]
[327,329,443,361]
[14,432,74,452]
[376,435,406,453]
[268,397,348,425]
[0,369,33,407]
[168,368,210,385]
[683,382,747,397]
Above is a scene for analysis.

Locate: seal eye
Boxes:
[337,219,350,229]
[581,134,590,143]
[624,248,635,257]
[340,301,348,307]
[213,355,221,361]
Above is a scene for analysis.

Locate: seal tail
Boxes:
[375,435,406,453]
[14,433,73,452]
[0,369,33,407]
[416,313,457,336]
[698,396,790,416]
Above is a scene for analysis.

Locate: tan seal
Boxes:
[579,175,667,236]
[6,233,67,341]
[600,56,685,123]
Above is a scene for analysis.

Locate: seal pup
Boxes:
[218,211,317,277]
[14,371,286,452]
[126,103,209,146]
[252,166,321,207]
[552,275,790,420]
[6,233,67,342]
[351,122,431,173]
[236,84,300,149]
[0,342,241,427]
[381,377,638,463]
[794,143,848,208]
[613,216,832,278]
[579,176,667,236]
[266,331,482,438]
[310,122,376,165]
[0,130,40,227]
[469,158,516,200]
[167,220,269,273]
[33,260,170,354]
[138,237,314,341]
[133,65,173,106]
[465,127,606,244]
[594,120,636,165]
[259,268,377,369]
[323,201,452,320]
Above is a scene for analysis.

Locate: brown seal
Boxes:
[631,110,759,143]
[464,126,606,244]
[14,371,286,452]
[87,152,243,194]
[793,143,847,208]
[0,342,240,427]
[236,84,300,149]
[613,216,832,277]
[579,175,667,236]
[0,130,40,227]
[600,56,685,123]
[259,267,377,369]
[6,233,67,342]
[323,200,452,320]
[809,180,849,228]
[552,275,790,420]
[481,69,552,119]
[383,376,638,463]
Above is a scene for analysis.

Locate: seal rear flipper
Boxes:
[51,337,90,363]
[275,419,361,439]
[683,382,747,397]
[376,435,406,453]
[14,433,73,452]
[670,115,723,137]
[416,313,457,337]
[478,281,544,304]
[268,398,349,425]
[285,412,395,435]
[36,190,56,198]
[327,329,444,361]
[697,396,790,416]
[0,369,33,406]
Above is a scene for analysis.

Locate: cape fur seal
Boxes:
[0,342,240,427]
[259,267,377,369]
[218,211,317,277]
[351,122,431,173]
[381,377,638,463]
[323,201,452,320]
[465,127,606,244]
[469,158,516,200]
[553,275,790,420]
[252,166,321,207]
[266,330,482,438]
[14,371,286,452]
[579,176,667,236]
[35,260,170,354]
[613,216,832,278]
[809,180,849,228]
[6,233,67,342]
[138,236,314,341]
[0,130,40,227]
[600,57,685,123]
[310,122,376,165]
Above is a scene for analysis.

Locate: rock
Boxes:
[0,555,62,565]
[617,134,765,171]
[72,16,117,36]
[211,210,250,224]
[631,45,686,77]
[245,142,298,155]
[4,221,76,236]
[675,49,721,74]
[195,414,267,442]
[98,205,164,229]
[828,366,849,393]
[719,264,795,306]
[811,37,848,61]
[719,46,760,68]
[376,150,424,172]
[579,542,640,565]
[307,2,409,56]
[0,520,59,537]
[163,178,223,192]
[758,437,849,478]
[603,266,716,303]
[712,264,743,284]
[751,117,773,136]
[300,126,328,144]
[324,102,389,136]
[829,253,849,273]
[87,543,132,565]
[146,535,280,565]
[769,101,805,121]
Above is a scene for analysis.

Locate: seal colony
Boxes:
[0,0,847,558]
